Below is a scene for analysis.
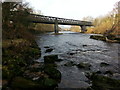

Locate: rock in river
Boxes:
[77,62,91,70]
[44,46,50,48]
[44,55,58,64]
[100,62,109,67]
[45,48,53,53]
[64,61,76,67]
[44,66,61,80]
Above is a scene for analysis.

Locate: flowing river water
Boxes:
[36,31,120,88]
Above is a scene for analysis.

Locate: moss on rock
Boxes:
[91,74,120,90]
[44,66,61,80]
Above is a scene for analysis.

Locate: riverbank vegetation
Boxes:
[69,1,119,38]
[2,1,40,89]
[2,1,61,89]
[70,26,81,32]
[35,24,54,33]
[35,23,62,33]
[86,2,119,35]
[84,2,120,42]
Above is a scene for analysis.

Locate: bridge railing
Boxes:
[29,14,92,26]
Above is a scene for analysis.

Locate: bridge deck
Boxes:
[28,14,92,26]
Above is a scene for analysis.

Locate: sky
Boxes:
[25,0,119,20]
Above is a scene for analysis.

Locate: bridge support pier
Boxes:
[80,25,87,33]
[54,18,59,33]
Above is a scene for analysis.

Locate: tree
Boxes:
[103,1,120,36]
[3,1,33,29]
[2,1,34,39]
[88,1,120,35]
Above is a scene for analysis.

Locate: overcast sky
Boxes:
[25,0,119,20]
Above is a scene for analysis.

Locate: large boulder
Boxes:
[44,55,58,64]
[44,66,61,80]
[90,74,120,90]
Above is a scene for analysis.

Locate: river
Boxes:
[36,31,120,88]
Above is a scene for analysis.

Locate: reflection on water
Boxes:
[36,31,120,88]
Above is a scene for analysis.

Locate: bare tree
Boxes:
[103,1,120,37]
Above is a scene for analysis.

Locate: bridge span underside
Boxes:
[29,14,93,33]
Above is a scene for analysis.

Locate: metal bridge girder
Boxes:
[29,14,93,33]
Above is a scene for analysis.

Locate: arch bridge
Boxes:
[28,14,93,33]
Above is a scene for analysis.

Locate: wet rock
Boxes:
[104,70,113,75]
[83,45,87,47]
[96,71,102,74]
[64,61,76,67]
[100,62,109,67]
[44,55,58,64]
[67,52,76,55]
[45,48,53,53]
[44,66,61,80]
[55,59,63,62]
[45,63,57,68]
[69,52,75,55]
[90,35,106,41]
[44,46,50,48]
[85,72,93,79]
[90,74,120,90]
[77,62,91,70]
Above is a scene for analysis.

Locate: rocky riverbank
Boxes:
[2,39,62,89]
[90,35,120,43]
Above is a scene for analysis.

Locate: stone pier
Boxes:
[54,18,59,33]
[80,25,87,33]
